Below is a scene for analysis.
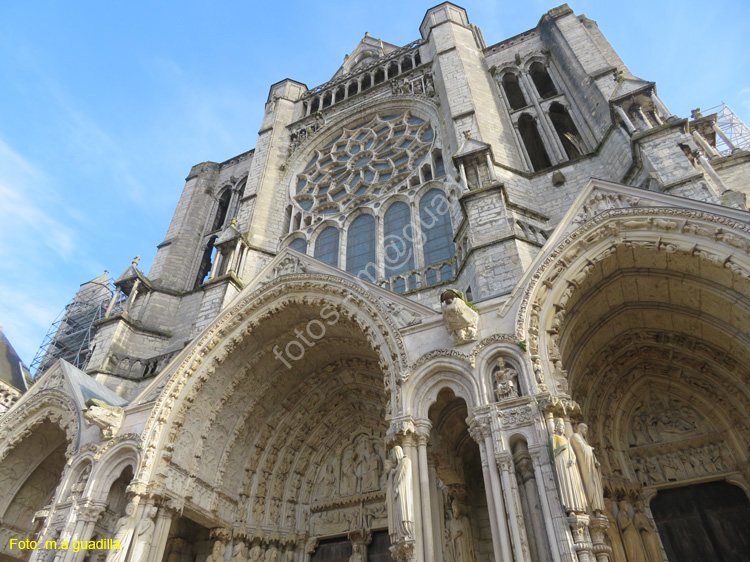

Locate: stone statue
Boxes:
[387,445,414,542]
[248,545,263,562]
[449,499,476,562]
[570,423,605,513]
[106,502,136,562]
[230,542,247,562]
[206,541,226,562]
[130,506,158,562]
[550,419,587,514]
[494,358,519,400]
[316,462,336,500]
[263,546,278,562]
[342,449,359,495]
[362,441,382,492]
[617,501,648,562]
[440,290,479,345]
[634,502,663,562]
[349,543,364,562]
[603,499,628,562]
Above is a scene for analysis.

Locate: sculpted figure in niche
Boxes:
[634,502,663,562]
[550,419,587,514]
[206,541,226,562]
[493,358,519,400]
[342,449,360,495]
[130,506,158,562]
[449,499,476,562]
[106,503,136,562]
[349,543,364,562]
[570,423,605,513]
[617,500,648,562]
[362,441,382,492]
[230,543,247,562]
[248,545,263,562]
[316,462,336,500]
[264,546,278,562]
[440,290,479,345]
[603,499,628,562]
[387,445,415,542]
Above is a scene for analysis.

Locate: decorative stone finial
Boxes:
[132,255,141,268]
[230,217,238,228]
[463,130,472,140]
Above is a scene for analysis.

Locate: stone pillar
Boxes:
[568,514,594,562]
[497,453,530,561]
[65,501,107,562]
[515,451,552,562]
[614,106,636,134]
[529,447,564,562]
[649,93,671,119]
[124,279,141,313]
[146,504,176,562]
[427,459,443,562]
[472,435,505,562]
[414,421,435,562]
[588,516,612,562]
[472,418,513,561]
[711,122,735,152]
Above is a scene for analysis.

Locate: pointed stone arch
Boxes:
[135,274,407,545]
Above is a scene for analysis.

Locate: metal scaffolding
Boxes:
[703,103,750,156]
[30,274,124,378]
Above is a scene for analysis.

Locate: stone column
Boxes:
[515,451,552,562]
[427,459,443,562]
[472,418,513,561]
[614,106,636,134]
[65,501,107,562]
[649,93,671,119]
[588,516,612,562]
[711,122,735,152]
[471,432,505,562]
[529,447,564,562]
[414,421,435,562]
[568,514,594,562]
[518,73,564,163]
[145,504,175,562]
[498,453,531,562]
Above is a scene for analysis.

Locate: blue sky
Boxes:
[1,0,748,367]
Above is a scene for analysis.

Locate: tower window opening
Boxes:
[502,73,527,110]
[549,102,583,159]
[529,62,557,99]
[211,190,232,231]
[518,113,551,172]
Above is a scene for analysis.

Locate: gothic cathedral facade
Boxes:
[2,4,750,562]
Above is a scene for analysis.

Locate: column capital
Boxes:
[75,500,107,523]
[414,419,432,445]
[386,416,416,445]
[496,452,513,473]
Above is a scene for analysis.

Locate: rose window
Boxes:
[294,111,436,215]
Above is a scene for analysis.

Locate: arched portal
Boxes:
[524,208,750,561]
[429,389,491,562]
[0,420,70,562]
[140,276,406,560]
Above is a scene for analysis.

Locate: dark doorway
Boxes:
[650,481,750,562]
[368,531,396,562]
[310,537,352,562]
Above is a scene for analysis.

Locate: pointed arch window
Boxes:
[384,201,415,292]
[549,102,584,159]
[502,73,527,110]
[420,189,454,285]
[529,62,557,99]
[211,190,232,231]
[289,237,308,253]
[346,214,376,277]
[518,114,551,172]
[314,226,339,267]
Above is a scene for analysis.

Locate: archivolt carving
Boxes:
[139,274,407,488]
[517,208,750,398]
[0,390,79,461]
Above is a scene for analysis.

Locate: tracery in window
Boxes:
[294,111,435,216]
[314,226,340,267]
[211,190,232,231]
[420,189,454,286]
[346,214,376,278]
